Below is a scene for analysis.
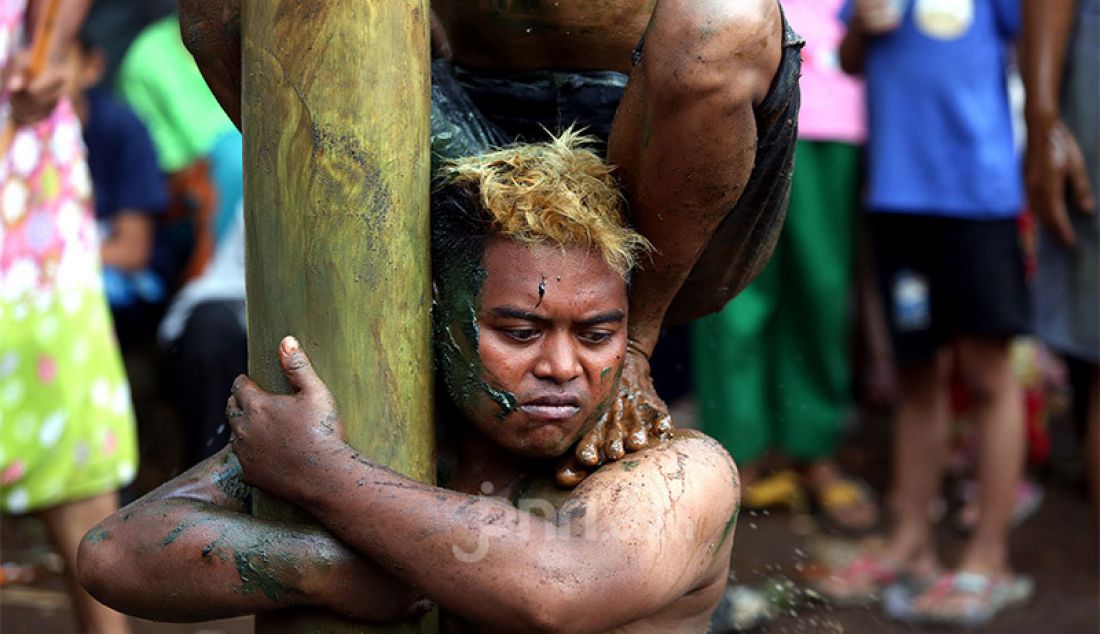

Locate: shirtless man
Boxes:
[177,0,803,481]
[78,136,741,632]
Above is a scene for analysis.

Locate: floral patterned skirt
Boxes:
[0,99,137,514]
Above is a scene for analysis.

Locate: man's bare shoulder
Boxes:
[548,429,737,627]
[595,429,737,479]
[575,429,740,531]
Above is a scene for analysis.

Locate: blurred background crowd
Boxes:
[1,0,1096,632]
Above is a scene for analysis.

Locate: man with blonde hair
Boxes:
[79,135,741,632]
[178,0,803,484]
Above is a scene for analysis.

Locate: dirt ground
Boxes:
[2,397,1097,633]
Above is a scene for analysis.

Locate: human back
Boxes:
[432,0,654,73]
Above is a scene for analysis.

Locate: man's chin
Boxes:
[510,425,581,459]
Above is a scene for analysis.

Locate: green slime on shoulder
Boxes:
[83,528,111,544]
[716,503,740,553]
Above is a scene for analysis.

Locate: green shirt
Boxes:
[116,15,233,173]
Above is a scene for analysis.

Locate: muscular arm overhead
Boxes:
[77,447,421,623]
[609,0,782,354]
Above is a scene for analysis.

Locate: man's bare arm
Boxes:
[227,344,740,633]
[78,447,422,623]
[554,0,783,476]
[609,0,780,357]
[838,14,866,75]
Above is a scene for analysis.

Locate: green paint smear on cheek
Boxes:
[434,257,518,419]
[593,363,624,420]
[566,363,623,452]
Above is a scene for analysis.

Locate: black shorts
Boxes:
[871,212,1031,366]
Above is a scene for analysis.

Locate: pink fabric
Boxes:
[783,0,866,144]
[0,1,98,295]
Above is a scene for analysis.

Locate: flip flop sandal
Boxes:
[742,469,806,512]
[886,571,1034,627]
[810,551,901,606]
[811,477,880,534]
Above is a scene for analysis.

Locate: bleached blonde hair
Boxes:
[436,130,652,276]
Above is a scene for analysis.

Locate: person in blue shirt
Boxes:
[815,0,1033,626]
[68,30,169,344]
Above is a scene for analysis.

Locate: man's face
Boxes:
[442,237,628,458]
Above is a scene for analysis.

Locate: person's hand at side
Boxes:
[4,48,67,125]
[1026,118,1096,247]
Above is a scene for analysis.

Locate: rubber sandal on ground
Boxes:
[742,469,805,512]
[811,476,880,534]
[885,571,1034,627]
[809,551,901,606]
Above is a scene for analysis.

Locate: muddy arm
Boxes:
[225,348,739,633]
[236,433,738,633]
[77,448,421,623]
[609,0,781,355]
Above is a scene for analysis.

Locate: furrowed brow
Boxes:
[576,310,626,327]
[488,306,550,324]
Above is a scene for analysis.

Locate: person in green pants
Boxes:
[693,0,877,534]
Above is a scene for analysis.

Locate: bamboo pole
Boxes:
[242,2,435,632]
